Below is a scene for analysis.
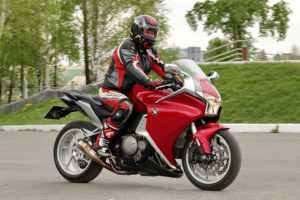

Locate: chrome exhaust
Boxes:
[78,140,109,167]
[78,140,135,175]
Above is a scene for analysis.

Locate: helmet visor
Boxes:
[143,28,158,40]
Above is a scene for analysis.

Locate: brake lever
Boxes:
[174,74,184,86]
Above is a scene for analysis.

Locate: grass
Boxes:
[201,63,300,123]
[0,63,299,125]
[0,99,87,125]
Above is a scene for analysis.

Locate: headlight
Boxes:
[196,91,221,116]
[205,96,221,116]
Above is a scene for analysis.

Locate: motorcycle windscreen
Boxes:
[198,78,221,99]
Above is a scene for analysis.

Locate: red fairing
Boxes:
[127,83,226,166]
[193,123,228,154]
[137,91,206,166]
[127,84,148,113]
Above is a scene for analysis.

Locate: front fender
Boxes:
[193,123,229,154]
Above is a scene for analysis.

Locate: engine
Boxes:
[119,134,151,164]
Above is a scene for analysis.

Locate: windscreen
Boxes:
[173,59,220,99]
[173,59,208,80]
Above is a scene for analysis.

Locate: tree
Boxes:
[0,0,169,104]
[79,0,168,84]
[81,0,91,85]
[0,0,42,101]
[37,0,79,90]
[0,0,80,102]
[43,0,80,89]
[0,0,6,39]
[186,0,290,49]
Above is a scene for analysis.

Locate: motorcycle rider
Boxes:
[96,15,166,156]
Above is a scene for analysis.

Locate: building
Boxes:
[179,47,203,63]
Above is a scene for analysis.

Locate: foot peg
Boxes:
[96,147,111,158]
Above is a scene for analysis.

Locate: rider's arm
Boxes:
[147,48,165,78]
[118,44,152,88]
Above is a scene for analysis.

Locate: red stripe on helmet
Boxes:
[144,15,158,26]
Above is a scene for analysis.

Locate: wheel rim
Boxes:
[185,134,232,184]
[57,129,92,175]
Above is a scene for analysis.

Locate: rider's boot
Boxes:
[95,119,118,157]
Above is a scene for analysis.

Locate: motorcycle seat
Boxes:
[64,92,113,118]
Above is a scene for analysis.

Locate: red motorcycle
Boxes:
[46,59,241,191]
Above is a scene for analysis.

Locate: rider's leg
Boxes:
[96,87,133,156]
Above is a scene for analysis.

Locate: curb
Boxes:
[0,125,64,132]
[0,124,299,133]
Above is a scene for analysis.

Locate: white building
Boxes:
[179,47,204,63]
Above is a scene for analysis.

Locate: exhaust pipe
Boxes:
[78,140,110,168]
[78,140,136,175]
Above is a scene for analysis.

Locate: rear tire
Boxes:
[53,121,103,183]
[182,130,241,191]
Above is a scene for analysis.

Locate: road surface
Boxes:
[0,131,299,200]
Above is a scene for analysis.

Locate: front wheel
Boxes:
[182,130,241,191]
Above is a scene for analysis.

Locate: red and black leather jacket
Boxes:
[103,38,165,94]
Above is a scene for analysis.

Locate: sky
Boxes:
[165,0,300,54]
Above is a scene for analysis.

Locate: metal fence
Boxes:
[203,40,248,62]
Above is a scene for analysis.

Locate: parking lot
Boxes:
[0,131,299,200]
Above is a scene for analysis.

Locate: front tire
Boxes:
[182,130,241,191]
[53,121,103,183]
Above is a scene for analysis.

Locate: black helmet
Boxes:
[131,15,159,49]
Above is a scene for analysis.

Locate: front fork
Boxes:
[191,122,229,154]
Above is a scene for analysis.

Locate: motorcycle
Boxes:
[45,59,241,191]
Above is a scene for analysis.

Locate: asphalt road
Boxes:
[0,131,299,200]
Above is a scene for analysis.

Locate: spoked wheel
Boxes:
[182,130,241,191]
[54,121,103,183]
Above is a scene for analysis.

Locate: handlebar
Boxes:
[154,73,183,91]
[154,82,175,90]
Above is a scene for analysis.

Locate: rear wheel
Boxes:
[54,121,103,183]
[182,130,241,191]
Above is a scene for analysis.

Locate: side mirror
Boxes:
[208,71,220,81]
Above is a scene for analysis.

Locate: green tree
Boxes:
[79,0,168,84]
[0,0,169,104]
[0,0,7,39]
[46,0,80,88]
[0,0,79,103]
[0,0,42,101]
[186,0,290,49]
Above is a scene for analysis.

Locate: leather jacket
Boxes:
[103,38,165,94]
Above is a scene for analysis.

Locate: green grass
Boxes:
[0,63,299,125]
[0,99,87,125]
[201,63,300,123]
